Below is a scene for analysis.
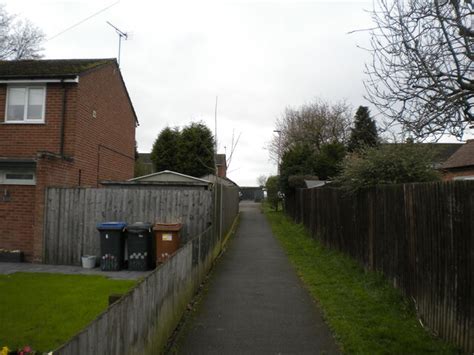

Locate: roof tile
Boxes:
[442,140,474,169]
[0,58,115,79]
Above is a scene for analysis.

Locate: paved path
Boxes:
[179,202,340,354]
[0,262,151,280]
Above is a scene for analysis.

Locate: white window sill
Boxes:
[1,121,45,125]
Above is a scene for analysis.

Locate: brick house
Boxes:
[441,139,474,180]
[0,59,137,261]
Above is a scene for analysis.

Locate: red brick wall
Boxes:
[0,83,77,158]
[0,158,79,262]
[0,185,36,258]
[217,165,227,178]
[74,64,136,186]
[442,167,474,180]
[0,62,136,262]
[0,82,77,261]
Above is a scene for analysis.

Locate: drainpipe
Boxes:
[59,80,68,156]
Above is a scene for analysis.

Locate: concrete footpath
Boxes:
[0,262,151,280]
[179,202,340,354]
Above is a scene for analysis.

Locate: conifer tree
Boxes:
[347,106,378,152]
[150,127,181,172]
[177,122,215,177]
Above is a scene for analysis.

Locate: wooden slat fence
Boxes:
[55,226,222,354]
[41,183,240,354]
[214,184,241,241]
[285,181,473,353]
[43,187,213,265]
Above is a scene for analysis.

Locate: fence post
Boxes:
[367,188,375,271]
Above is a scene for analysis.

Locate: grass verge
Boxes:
[263,206,460,354]
[0,272,136,353]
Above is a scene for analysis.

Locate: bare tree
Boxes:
[225,129,242,170]
[365,0,473,141]
[257,174,267,187]
[269,99,352,162]
[0,5,44,60]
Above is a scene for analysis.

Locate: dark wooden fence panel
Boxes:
[286,181,473,353]
[44,187,213,265]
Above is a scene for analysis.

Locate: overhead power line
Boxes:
[47,1,120,42]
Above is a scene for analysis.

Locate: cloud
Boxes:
[5,0,376,185]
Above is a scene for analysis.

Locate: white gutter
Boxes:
[0,77,79,84]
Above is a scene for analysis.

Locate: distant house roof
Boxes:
[425,143,464,166]
[130,170,211,185]
[0,58,115,80]
[138,153,152,166]
[201,174,239,187]
[381,142,463,168]
[442,140,474,169]
[305,180,329,188]
[0,58,139,125]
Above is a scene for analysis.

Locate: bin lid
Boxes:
[153,223,183,232]
[127,222,153,233]
[96,221,127,231]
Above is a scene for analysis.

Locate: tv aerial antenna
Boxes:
[107,21,128,66]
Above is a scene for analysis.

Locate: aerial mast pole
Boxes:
[107,21,128,66]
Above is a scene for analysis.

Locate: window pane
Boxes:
[5,173,34,180]
[27,88,44,120]
[6,88,26,121]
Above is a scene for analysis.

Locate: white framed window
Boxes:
[0,170,36,185]
[5,85,46,123]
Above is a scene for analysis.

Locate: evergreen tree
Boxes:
[347,106,378,152]
[279,143,316,194]
[265,175,281,211]
[314,142,346,180]
[150,127,181,172]
[177,122,215,177]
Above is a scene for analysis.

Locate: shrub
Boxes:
[336,143,441,192]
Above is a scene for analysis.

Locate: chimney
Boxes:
[216,154,227,178]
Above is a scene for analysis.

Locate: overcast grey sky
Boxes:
[6,0,380,185]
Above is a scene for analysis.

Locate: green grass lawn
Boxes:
[0,272,136,353]
[264,206,460,354]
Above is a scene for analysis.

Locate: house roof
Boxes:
[425,143,464,165]
[0,58,115,79]
[305,180,329,188]
[130,170,211,185]
[138,153,152,165]
[442,140,474,169]
[0,58,139,125]
[201,174,239,187]
[381,142,463,167]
